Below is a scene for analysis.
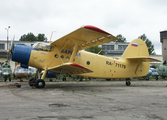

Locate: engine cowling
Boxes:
[11,44,34,65]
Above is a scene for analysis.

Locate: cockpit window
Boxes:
[33,42,53,51]
[2,69,11,73]
[163,60,167,65]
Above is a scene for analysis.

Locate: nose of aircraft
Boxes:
[11,44,33,65]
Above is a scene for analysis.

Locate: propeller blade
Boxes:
[11,36,15,53]
[7,36,15,61]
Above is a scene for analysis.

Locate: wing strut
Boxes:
[69,42,78,63]
[41,70,48,80]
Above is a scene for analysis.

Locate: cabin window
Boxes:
[66,56,70,61]
[55,54,59,58]
[159,68,162,71]
[61,55,64,59]
[33,42,53,51]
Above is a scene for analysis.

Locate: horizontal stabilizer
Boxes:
[48,63,93,74]
[127,57,161,62]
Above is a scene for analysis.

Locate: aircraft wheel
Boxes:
[29,78,35,87]
[126,81,131,86]
[35,79,45,88]
[9,77,11,82]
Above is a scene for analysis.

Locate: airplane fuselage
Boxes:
[26,47,149,79]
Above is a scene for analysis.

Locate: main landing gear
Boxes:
[126,78,131,86]
[29,78,45,88]
[29,69,46,88]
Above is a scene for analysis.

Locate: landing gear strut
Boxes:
[126,78,131,86]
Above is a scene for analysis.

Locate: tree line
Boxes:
[19,33,47,41]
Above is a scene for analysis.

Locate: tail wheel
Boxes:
[126,81,131,86]
[35,79,45,88]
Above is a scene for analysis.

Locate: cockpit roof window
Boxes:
[33,42,53,51]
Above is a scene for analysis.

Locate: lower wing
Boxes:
[48,63,93,75]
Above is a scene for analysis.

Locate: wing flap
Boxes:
[127,57,161,62]
[50,25,117,51]
[48,63,93,74]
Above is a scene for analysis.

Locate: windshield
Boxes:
[33,42,53,51]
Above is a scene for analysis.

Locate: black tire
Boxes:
[9,77,11,82]
[15,83,21,88]
[29,77,35,87]
[126,81,131,86]
[35,79,45,88]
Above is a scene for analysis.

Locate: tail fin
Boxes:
[120,39,160,77]
[120,39,149,60]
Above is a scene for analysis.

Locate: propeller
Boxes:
[7,36,15,61]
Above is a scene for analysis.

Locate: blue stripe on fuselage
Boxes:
[11,44,37,65]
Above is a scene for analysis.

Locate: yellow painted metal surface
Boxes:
[27,26,160,80]
[28,38,160,79]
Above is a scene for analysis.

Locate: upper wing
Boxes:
[50,25,117,51]
[127,57,161,62]
[48,63,93,75]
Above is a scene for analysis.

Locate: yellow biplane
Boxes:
[8,25,160,88]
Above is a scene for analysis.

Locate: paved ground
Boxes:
[0,79,167,120]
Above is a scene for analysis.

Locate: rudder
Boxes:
[120,39,150,77]
[120,39,149,60]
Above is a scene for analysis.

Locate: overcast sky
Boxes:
[1,0,167,55]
